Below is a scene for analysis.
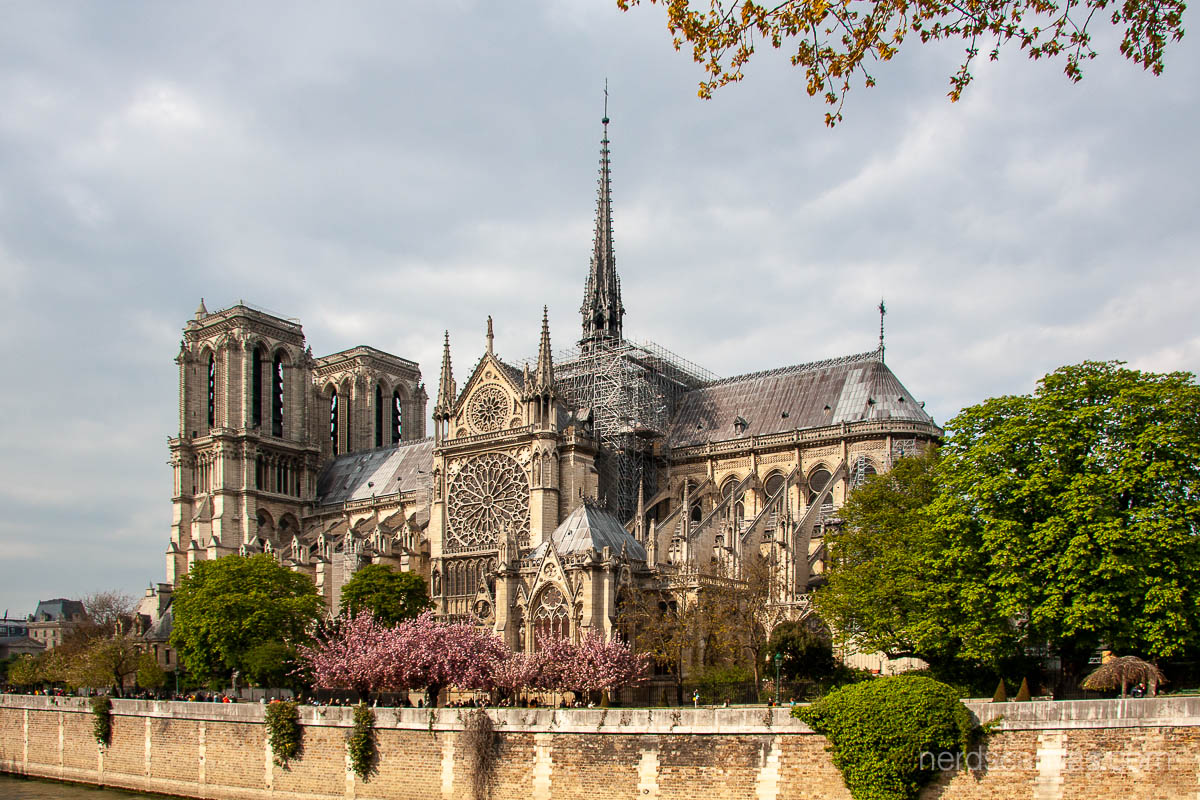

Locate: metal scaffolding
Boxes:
[554,339,716,522]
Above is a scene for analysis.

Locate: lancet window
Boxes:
[392,390,403,444]
[252,346,265,428]
[271,352,284,437]
[374,384,384,448]
[206,353,216,428]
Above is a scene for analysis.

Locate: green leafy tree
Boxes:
[243,640,304,691]
[338,565,431,626]
[137,654,167,691]
[814,449,969,667]
[7,654,43,688]
[934,362,1200,687]
[765,620,835,683]
[170,554,323,683]
[619,0,1186,125]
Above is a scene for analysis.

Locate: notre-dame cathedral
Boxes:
[160,116,941,662]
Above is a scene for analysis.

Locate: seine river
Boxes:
[0,774,172,799]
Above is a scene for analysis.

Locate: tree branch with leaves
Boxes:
[618,0,1187,124]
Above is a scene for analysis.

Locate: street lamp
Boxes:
[773,652,783,705]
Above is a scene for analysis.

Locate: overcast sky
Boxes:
[0,1,1196,618]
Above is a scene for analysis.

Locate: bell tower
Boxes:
[167,301,321,584]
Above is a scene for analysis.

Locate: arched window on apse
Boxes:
[808,467,833,505]
[271,351,285,437]
[392,391,403,444]
[375,384,384,448]
[764,472,785,500]
[532,586,569,650]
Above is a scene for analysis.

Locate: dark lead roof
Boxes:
[32,599,86,622]
[667,351,936,448]
[315,438,435,506]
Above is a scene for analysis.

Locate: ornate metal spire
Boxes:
[535,306,555,392]
[579,98,624,352]
[878,299,886,362]
[434,330,455,416]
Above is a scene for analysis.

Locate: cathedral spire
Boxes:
[434,330,455,416]
[579,100,624,352]
[535,306,554,391]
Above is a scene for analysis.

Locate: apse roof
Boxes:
[667,350,936,448]
[315,438,435,506]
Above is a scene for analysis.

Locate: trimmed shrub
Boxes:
[991,679,1008,703]
[91,696,112,746]
[795,675,976,800]
[265,700,303,768]
[347,702,377,781]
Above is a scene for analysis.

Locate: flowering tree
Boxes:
[300,611,392,699]
[569,632,651,700]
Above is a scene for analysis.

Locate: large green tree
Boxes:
[170,554,323,683]
[815,449,969,666]
[817,362,1200,692]
[619,0,1186,124]
[934,361,1200,682]
[338,564,431,626]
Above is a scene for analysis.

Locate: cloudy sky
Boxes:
[0,1,1196,618]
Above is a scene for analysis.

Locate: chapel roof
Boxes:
[666,350,937,448]
[315,438,435,506]
[530,503,647,562]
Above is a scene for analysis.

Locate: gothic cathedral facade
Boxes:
[163,117,942,661]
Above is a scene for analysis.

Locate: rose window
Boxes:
[467,385,510,433]
[445,452,529,552]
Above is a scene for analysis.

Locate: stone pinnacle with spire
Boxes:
[579,104,625,352]
[434,331,455,417]
[535,305,555,393]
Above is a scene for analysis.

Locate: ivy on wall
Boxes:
[90,696,112,747]
[347,702,377,781]
[265,701,303,768]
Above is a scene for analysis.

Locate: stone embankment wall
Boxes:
[1,694,1198,799]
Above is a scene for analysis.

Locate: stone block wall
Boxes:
[0,695,1197,799]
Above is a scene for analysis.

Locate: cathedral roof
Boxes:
[531,503,646,562]
[315,437,435,506]
[666,350,937,447]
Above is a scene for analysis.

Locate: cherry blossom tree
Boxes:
[299,611,392,699]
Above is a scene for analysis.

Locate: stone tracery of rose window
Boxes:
[466,384,510,433]
[532,585,569,648]
[445,452,530,553]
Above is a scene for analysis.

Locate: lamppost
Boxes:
[774,652,782,705]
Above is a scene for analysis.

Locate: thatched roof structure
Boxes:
[1081,656,1166,697]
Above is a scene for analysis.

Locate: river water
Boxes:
[0,774,171,799]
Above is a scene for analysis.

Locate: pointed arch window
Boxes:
[206,353,216,428]
[532,586,569,650]
[374,384,384,448]
[807,467,832,504]
[330,390,339,455]
[252,346,265,428]
[392,390,403,445]
[271,352,284,437]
